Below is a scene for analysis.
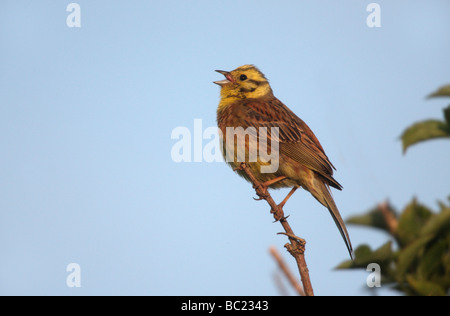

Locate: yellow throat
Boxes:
[214,64,273,110]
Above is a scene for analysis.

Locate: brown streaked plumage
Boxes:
[214,64,353,258]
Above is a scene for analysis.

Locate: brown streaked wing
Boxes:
[241,97,343,190]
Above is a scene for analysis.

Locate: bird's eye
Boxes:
[240,74,247,81]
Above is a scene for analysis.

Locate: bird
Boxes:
[214,64,353,259]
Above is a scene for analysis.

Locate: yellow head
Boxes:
[214,65,273,101]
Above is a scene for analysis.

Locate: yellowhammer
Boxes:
[214,64,353,258]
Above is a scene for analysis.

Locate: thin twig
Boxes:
[379,200,398,236]
[269,246,305,296]
[237,162,314,296]
[272,271,290,296]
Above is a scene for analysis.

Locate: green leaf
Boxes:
[346,203,397,233]
[427,84,450,98]
[334,259,354,269]
[335,245,371,269]
[401,119,450,154]
[419,208,450,238]
[396,235,433,281]
[437,199,449,211]
[397,199,433,246]
[407,276,446,296]
[417,239,447,280]
[335,241,393,270]
[444,105,450,126]
[443,238,450,276]
[429,275,450,293]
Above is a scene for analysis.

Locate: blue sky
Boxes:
[1,1,449,295]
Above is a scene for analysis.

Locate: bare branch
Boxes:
[379,200,398,235]
[269,246,305,296]
[237,162,314,296]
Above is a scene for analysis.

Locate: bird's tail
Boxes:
[309,176,354,259]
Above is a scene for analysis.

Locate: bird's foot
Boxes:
[252,182,270,201]
[278,232,306,244]
[252,176,288,201]
[232,164,244,172]
[278,232,306,255]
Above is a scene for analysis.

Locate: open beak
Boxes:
[214,70,234,86]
